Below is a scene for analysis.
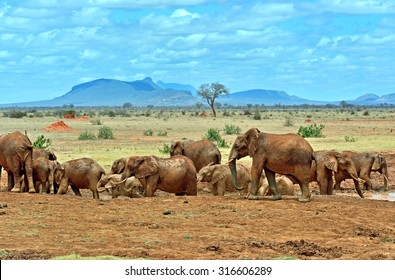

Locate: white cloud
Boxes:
[319,0,395,14]
[171,8,200,19]
[80,49,102,59]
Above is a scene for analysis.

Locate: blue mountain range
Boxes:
[1,77,394,107]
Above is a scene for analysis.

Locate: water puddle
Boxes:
[370,192,395,202]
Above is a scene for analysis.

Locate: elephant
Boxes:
[334,151,389,192]
[311,150,365,197]
[33,148,57,161]
[228,128,314,202]
[31,157,59,194]
[121,155,197,197]
[197,163,250,196]
[170,139,222,171]
[97,174,144,198]
[0,131,35,193]
[53,158,105,199]
[259,175,295,196]
[109,157,127,174]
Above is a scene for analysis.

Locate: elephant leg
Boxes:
[212,183,219,195]
[265,169,281,200]
[8,172,15,192]
[71,186,82,196]
[327,176,334,195]
[91,189,99,199]
[217,182,225,196]
[145,176,158,197]
[353,179,364,198]
[10,172,22,193]
[248,160,265,200]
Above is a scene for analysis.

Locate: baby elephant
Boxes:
[54,158,105,199]
[97,174,144,198]
[259,175,295,196]
[197,163,250,195]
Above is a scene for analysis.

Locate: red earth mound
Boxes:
[63,114,75,119]
[44,121,73,131]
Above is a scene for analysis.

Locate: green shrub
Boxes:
[144,129,153,136]
[33,135,52,149]
[90,119,103,125]
[297,123,325,138]
[98,126,114,139]
[157,131,168,137]
[223,124,242,135]
[344,136,356,142]
[283,116,294,127]
[159,143,171,154]
[253,110,261,120]
[204,128,228,148]
[4,110,26,118]
[78,131,97,140]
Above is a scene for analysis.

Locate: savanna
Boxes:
[0,107,394,260]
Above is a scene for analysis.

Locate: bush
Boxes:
[33,135,52,149]
[283,116,294,127]
[159,143,171,154]
[144,129,153,136]
[223,124,242,135]
[297,123,325,138]
[253,110,261,120]
[78,131,97,140]
[344,136,356,142]
[98,126,114,139]
[90,119,103,125]
[4,110,26,118]
[157,131,168,137]
[204,128,229,148]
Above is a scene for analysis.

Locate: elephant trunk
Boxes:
[228,159,244,191]
[382,166,389,191]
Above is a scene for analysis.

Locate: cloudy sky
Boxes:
[1,0,394,104]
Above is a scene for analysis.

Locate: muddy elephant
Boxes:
[334,151,389,192]
[97,174,144,198]
[0,131,35,193]
[121,155,197,197]
[109,157,127,174]
[197,163,250,196]
[54,158,105,199]
[33,148,57,161]
[260,175,295,196]
[311,150,365,197]
[170,140,221,171]
[32,157,59,194]
[228,128,314,202]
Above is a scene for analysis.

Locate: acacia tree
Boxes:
[197,82,229,117]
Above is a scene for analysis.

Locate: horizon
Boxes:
[1,1,394,104]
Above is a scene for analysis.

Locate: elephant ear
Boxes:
[323,154,338,172]
[211,165,227,184]
[246,128,260,157]
[170,141,183,156]
[372,154,383,171]
[135,157,159,179]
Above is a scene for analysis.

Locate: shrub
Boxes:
[297,123,325,138]
[144,129,153,136]
[253,110,261,120]
[159,143,171,154]
[204,128,229,148]
[157,131,168,137]
[4,110,26,118]
[98,126,114,139]
[90,119,103,125]
[33,135,52,149]
[283,116,294,127]
[344,136,356,142]
[223,124,242,135]
[78,131,97,140]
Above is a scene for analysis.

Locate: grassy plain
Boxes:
[0,107,394,170]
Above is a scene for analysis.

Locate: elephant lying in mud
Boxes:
[97,174,144,198]
[121,155,197,197]
[54,158,105,199]
[334,151,389,192]
[197,163,250,196]
[259,175,295,197]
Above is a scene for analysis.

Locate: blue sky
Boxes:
[1,0,395,104]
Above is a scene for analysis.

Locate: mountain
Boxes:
[0,77,394,107]
[156,81,197,96]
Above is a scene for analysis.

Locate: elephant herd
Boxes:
[0,129,389,202]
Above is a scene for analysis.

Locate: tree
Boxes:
[197,82,229,117]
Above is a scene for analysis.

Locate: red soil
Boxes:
[44,121,73,131]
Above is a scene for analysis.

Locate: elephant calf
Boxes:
[197,163,250,196]
[259,175,295,197]
[97,174,144,198]
[54,158,105,199]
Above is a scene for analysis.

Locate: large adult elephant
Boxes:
[197,163,250,196]
[228,128,314,202]
[0,131,35,193]
[121,155,197,197]
[311,150,364,197]
[54,158,105,199]
[170,140,221,171]
[334,151,389,192]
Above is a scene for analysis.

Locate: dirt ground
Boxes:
[0,153,394,260]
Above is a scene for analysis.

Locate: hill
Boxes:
[0,77,394,107]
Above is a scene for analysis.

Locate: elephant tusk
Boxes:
[350,174,365,184]
[383,174,389,181]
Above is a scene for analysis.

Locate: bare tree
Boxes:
[197,82,229,117]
